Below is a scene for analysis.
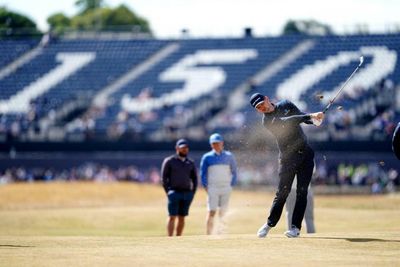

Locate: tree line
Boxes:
[0,0,151,38]
[0,0,333,38]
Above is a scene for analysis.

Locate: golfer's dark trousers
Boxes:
[267,145,314,230]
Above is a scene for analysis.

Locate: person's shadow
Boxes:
[307,236,400,243]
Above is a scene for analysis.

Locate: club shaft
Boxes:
[323,63,362,114]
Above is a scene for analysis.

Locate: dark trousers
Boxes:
[267,146,314,230]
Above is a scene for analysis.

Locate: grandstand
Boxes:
[0,39,40,67]
[0,34,399,143]
[0,33,399,187]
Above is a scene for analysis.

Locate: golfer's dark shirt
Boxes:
[262,100,312,157]
[393,122,400,160]
[161,155,198,193]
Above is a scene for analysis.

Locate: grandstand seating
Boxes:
[0,39,168,113]
[99,36,306,133]
[0,39,39,67]
[0,34,399,142]
[263,34,400,111]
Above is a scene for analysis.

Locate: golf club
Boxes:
[323,56,364,113]
[313,56,364,126]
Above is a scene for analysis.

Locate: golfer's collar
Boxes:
[264,103,276,114]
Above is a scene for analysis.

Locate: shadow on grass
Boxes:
[0,244,34,248]
[308,237,400,243]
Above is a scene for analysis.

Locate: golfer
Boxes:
[249,93,324,238]
[161,139,198,236]
[200,133,237,235]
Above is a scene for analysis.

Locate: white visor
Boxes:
[255,101,265,108]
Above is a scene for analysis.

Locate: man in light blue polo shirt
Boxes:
[200,133,237,235]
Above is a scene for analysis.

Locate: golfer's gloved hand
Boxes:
[310,112,324,126]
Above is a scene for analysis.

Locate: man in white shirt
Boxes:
[200,133,237,235]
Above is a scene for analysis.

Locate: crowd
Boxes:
[0,97,50,140]
[313,161,399,193]
[1,160,398,194]
[0,163,161,185]
[232,160,400,193]
[0,79,397,143]
[317,79,398,141]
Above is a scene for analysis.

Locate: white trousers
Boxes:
[207,187,232,212]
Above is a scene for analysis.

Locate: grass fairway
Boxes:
[0,182,399,266]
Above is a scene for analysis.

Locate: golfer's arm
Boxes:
[283,101,313,124]
[280,114,312,124]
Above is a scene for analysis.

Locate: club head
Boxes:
[359,56,364,66]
